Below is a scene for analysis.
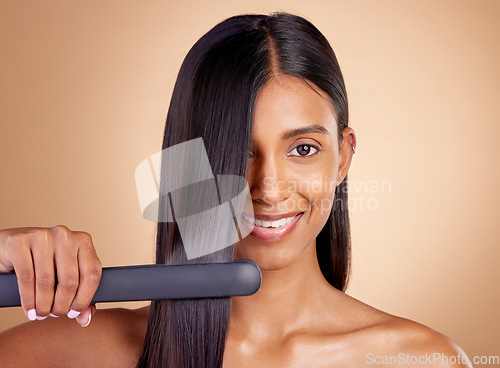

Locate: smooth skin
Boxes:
[0,75,471,367]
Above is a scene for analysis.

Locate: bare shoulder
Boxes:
[368,315,471,367]
[0,306,149,368]
[335,293,472,367]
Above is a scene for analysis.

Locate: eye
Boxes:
[288,144,320,158]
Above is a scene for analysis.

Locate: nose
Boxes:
[246,155,290,209]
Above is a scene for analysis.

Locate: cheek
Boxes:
[308,177,336,219]
[292,163,338,214]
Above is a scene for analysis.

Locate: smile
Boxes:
[242,213,300,227]
[240,212,304,242]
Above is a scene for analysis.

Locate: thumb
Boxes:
[76,304,96,327]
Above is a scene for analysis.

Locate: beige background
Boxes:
[1,0,499,363]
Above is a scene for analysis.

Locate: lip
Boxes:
[240,212,304,242]
[242,211,303,222]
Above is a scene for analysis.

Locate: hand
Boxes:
[0,225,102,327]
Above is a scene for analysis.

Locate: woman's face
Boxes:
[234,74,355,270]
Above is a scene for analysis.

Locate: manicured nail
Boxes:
[49,313,59,318]
[27,309,37,321]
[67,309,80,319]
[80,313,91,327]
[36,315,47,320]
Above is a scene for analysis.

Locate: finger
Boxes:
[9,237,37,321]
[69,237,102,316]
[50,240,79,317]
[76,304,96,327]
[30,235,56,318]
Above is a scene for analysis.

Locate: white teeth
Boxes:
[243,214,299,228]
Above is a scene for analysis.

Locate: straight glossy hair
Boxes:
[136,11,351,368]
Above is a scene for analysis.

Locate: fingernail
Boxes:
[49,313,59,318]
[36,315,47,320]
[67,309,80,319]
[80,313,91,327]
[27,309,37,321]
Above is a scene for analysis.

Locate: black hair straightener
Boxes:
[0,260,261,308]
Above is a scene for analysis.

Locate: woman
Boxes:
[0,11,470,367]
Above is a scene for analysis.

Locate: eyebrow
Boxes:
[281,124,330,140]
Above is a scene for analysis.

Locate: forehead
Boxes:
[252,75,338,140]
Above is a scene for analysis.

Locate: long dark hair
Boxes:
[136,11,351,368]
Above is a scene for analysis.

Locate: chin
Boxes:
[234,242,304,272]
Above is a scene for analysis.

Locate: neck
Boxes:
[229,239,338,342]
